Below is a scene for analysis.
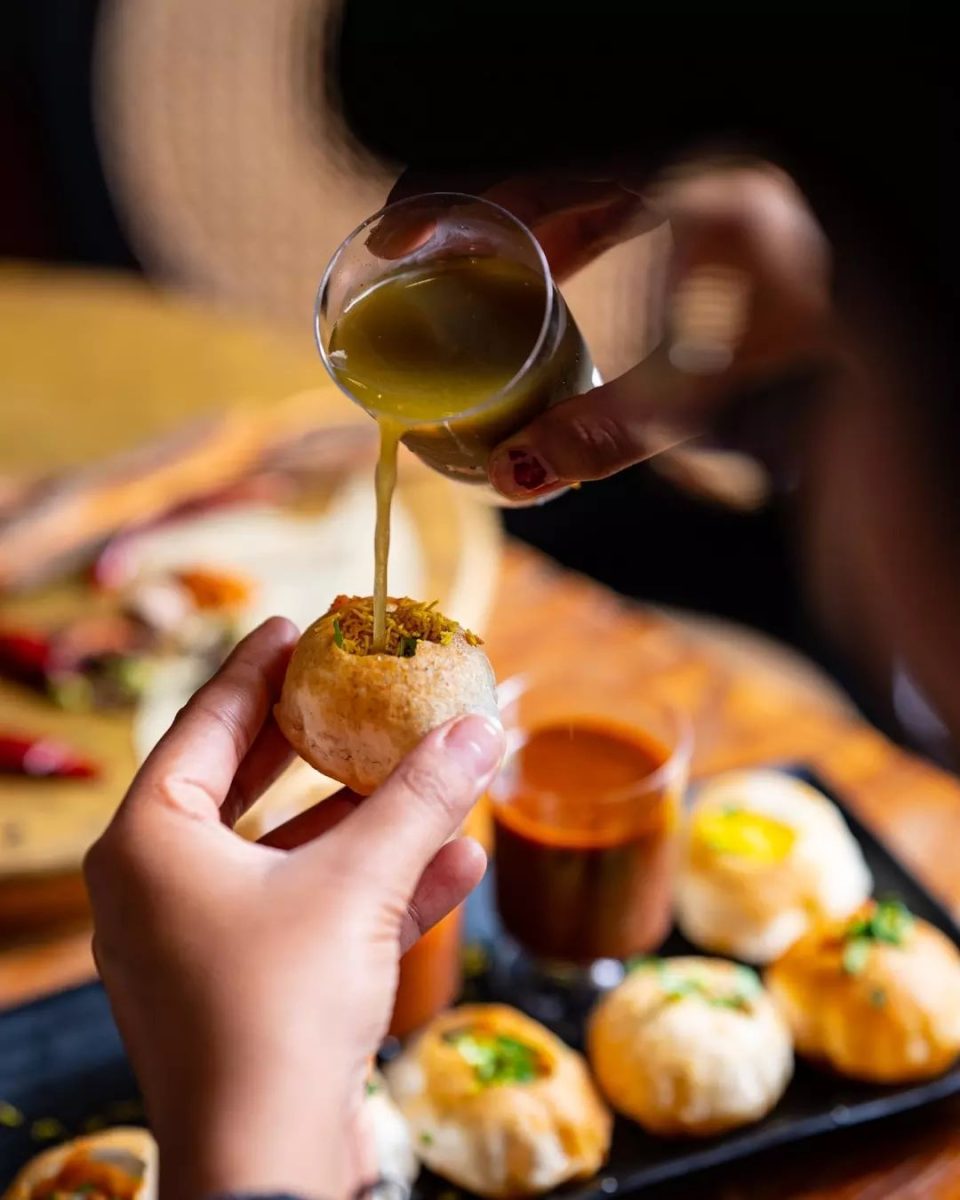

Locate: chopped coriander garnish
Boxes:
[846,898,914,945]
[48,673,94,712]
[419,1131,435,1146]
[462,942,490,979]
[843,938,871,976]
[397,634,419,658]
[0,1101,24,1128]
[103,654,151,697]
[30,1117,65,1141]
[870,987,888,1008]
[325,595,481,657]
[626,954,660,973]
[843,899,914,975]
[445,1029,541,1087]
[365,1079,380,1096]
[658,963,761,1011]
[871,898,915,943]
[733,964,763,996]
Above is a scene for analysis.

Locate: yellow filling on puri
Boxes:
[694,807,796,864]
[327,595,482,658]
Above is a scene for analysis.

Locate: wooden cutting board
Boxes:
[0,266,501,924]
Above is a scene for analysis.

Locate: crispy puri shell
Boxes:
[387,1004,611,1198]
[275,610,498,794]
[675,771,872,964]
[766,910,960,1083]
[2,1127,158,1200]
[588,958,793,1136]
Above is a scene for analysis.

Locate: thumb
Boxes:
[295,713,504,900]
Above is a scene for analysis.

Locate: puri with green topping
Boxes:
[767,898,960,1082]
[275,595,498,794]
[588,956,793,1136]
[386,1003,611,1198]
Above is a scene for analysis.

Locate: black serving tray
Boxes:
[3,767,960,1196]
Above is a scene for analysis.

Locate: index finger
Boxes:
[127,617,298,822]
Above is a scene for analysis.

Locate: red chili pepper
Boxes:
[0,733,100,780]
[0,629,54,687]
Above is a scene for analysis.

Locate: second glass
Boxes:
[489,671,691,969]
[315,192,595,506]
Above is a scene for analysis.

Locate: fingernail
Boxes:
[443,713,504,776]
[488,446,558,497]
[365,215,436,259]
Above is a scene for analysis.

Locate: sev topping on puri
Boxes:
[326,595,482,658]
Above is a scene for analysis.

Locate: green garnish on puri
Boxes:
[0,1101,24,1128]
[445,1030,542,1086]
[843,938,871,975]
[397,634,419,658]
[325,595,482,657]
[30,1117,65,1141]
[657,961,762,1011]
[842,898,915,975]
[625,954,660,973]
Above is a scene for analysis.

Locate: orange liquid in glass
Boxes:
[493,721,677,963]
[389,905,463,1039]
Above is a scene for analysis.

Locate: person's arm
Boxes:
[84,618,503,1200]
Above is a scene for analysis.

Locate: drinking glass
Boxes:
[315,192,596,506]
[489,669,691,991]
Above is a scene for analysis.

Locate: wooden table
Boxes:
[3,543,960,1197]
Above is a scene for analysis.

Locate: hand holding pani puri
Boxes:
[275,594,498,794]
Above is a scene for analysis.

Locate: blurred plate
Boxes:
[0,268,500,924]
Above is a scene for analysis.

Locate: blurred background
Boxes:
[4,13,960,1198]
[1,0,808,663]
[1,0,945,896]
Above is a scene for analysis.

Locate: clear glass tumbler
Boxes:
[489,669,692,980]
[315,192,595,506]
